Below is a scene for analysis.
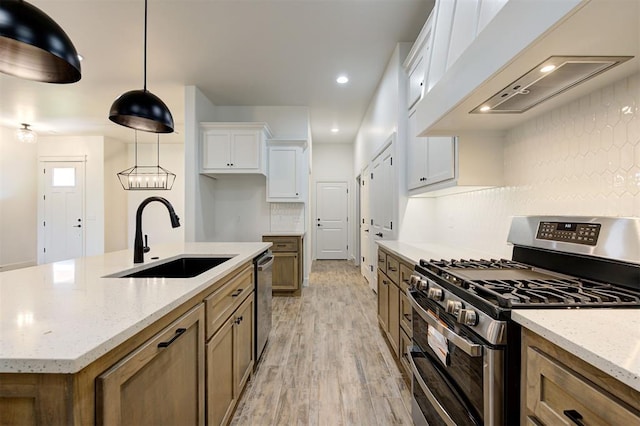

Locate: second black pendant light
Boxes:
[109,0,173,133]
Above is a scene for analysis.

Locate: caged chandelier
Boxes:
[117,131,175,190]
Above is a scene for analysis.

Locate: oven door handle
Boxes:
[408,350,457,426]
[408,290,483,357]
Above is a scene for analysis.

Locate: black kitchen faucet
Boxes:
[133,196,180,263]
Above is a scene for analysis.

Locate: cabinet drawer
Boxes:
[400,292,412,337]
[525,346,640,425]
[263,236,299,252]
[205,264,254,340]
[399,328,412,380]
[385,256,400,285]
[399,263,414,293]
[377,249,387,272]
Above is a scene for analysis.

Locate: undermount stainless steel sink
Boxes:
[107,256,233,279]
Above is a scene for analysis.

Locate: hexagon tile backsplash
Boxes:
[413,71,639,257]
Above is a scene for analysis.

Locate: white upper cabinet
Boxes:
[200,123,271,175]
[267,140,306,202]
[404,13,434,110]
[407,109,455,191]
[426,0,456,92]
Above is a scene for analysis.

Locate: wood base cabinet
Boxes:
[522,328,640,425]
[377,246,414,382]
[97,305,205,426]
[263,235,303,294]
[206,294,254,426]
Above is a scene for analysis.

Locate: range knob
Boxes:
[445,300,462,315]
[418,279,429,290]
[427,287,443,301]
[457,309,478,326]
[409,275,421,286]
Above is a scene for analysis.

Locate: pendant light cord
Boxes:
[157,134,160,167]
[134,130,139,166]
[143,0,148,91]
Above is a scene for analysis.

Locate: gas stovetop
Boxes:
[418,258,640,309]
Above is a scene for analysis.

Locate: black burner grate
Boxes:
[419,258,640,309]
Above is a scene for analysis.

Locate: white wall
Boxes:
[38,136,105,257]
[214,106,309,139]
[401,71,640,257]
[311,143,355,260]
[0,125,38,269]
[126,141,185,249]
[184,86,217,242]
[104,137,128,253]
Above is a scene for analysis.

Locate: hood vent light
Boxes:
[471,56,632,114]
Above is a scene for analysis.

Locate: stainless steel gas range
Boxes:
[407,216,640,426]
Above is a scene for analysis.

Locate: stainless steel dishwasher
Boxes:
[254,251,273,366]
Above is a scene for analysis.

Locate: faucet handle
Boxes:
[143,234,150,253]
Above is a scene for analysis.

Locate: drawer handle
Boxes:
[231,288,243,297]
[388,265,397,272]
[563,410,585,426]
[234,316,243,325]
[157,328,186,348]
[403,313,412,322]
[277,244,287,247]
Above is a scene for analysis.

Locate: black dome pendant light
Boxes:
[109,0,173,133]
[0,0,81,83]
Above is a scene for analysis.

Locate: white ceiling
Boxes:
[0,0,432,144]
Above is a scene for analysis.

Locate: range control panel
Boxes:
[536,221,601,246]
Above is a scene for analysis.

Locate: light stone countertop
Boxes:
[377,240,501,265]
[512,309,640,392]
[0,242,270,374]
[262,231,306,237]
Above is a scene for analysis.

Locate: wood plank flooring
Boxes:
[230,260,412,425]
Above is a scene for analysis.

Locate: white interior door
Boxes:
[359,167,373,288]
[316,182,348,260]
[40,161,85,263]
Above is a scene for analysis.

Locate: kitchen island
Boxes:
[0,242,270,425]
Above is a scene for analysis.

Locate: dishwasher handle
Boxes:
[258,255,274,271]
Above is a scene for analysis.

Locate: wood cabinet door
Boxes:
[377,269,389,332]
[97,305,205,426]
[206,317,236,426]
[272,252,299,291]
[400,292,413,337]
[230,131,260,169]
[203,130,231,169]
[388,281,400,356]
[234,295,254,393]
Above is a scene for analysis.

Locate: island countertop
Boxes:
[0,242,270,374]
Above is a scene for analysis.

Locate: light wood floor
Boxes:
[230,260,412,426]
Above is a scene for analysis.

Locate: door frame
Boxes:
[37,156,87,264]
[314,180,349,260]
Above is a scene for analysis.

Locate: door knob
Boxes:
[375,232,383,237]
[317,223,322,227]
[72,225,82,228]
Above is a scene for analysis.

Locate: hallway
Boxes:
[230,260,412,425]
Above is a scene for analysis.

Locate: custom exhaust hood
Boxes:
[415,0,640,135]
[470,56,632,114]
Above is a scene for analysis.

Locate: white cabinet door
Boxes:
[426,136,455,185]
[407,110,428,190]
[230,131,260,169]
[407,56,426,110]
[267,146,300,200]
[203,130,232,169]
[371,145,394,239]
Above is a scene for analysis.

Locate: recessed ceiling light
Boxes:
[540,64,556,73]
[336,75,349,84]
[479,105,491,112]
[331,128,339,133]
